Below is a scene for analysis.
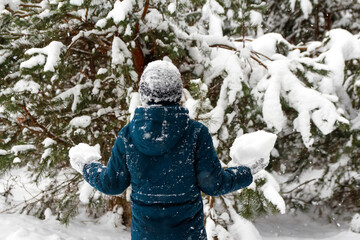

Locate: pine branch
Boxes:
[19,104,69,146]
[209,44,268,69]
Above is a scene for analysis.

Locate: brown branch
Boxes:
[141,0,150,20]
[209,44,237,51]
[251,50,272,61]
[282,178,318,194]
[19,4,42,8]
[234,38,253,42]
[20,104,68,146]
[250,55,268,70]
[210,44,269,70]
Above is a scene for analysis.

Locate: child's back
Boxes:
[73,60,257,240]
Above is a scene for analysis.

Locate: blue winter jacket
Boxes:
[83,105,253,240]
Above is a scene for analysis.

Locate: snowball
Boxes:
[13,157,21,163]
[69,116,92,128]
[68,143,101,164]
[229,130,277,166]
[351,213,360,233]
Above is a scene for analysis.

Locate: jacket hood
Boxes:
[129,105,190,156]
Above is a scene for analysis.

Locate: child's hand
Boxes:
[248,158,267,175]
[69,143,101,174]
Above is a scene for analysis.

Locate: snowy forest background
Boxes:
[0,0,360,239]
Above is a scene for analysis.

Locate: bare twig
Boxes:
[282,178,318,194]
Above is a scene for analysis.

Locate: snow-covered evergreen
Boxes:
[0,0,359,238]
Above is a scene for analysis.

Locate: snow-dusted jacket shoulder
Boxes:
[83,105,252,240]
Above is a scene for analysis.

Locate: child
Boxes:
[70,60,266,240]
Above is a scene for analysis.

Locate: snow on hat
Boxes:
[139,60,183,104]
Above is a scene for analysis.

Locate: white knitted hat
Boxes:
[139,60,183,104]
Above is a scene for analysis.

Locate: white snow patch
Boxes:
[10,145,36,155]
[20,54,46,70]
[97,68,108,75]
[42,138,57,148]
[112,37,131,66]
[250,10,262,26]
[0,213,130,240]
[202,0,224,36]
[95,18,107,28]
[0,49,11,65]
[351,213,360,233]
[53,82,92,112]
[251,33,292,58]
[69,116,92,128]
[79,181,94,204]
[224,198,263,240]
[0,0,20,11]
[0,149,8,155]
[38,9,54,19]
[70,0,83,6]
[106,0,134,24]
[168,2,176,14]
[300,0,313,19]
[319,29,360,94]
[13,80,41,94]
[257,171,286,214]
[41,148,52,160]
[22,41,64,72]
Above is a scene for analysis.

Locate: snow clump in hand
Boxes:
[69,143,101,174]
[229,130,277,174]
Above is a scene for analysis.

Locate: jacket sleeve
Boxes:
[83,134,130,195]
[195,125,253,196]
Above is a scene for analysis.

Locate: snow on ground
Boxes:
[254,212,360,240]
[0,212,130,240]
[0,211,358,240]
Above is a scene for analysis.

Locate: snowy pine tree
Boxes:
[0,0,360,238]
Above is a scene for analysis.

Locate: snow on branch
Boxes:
[53,82,93,112]
[112,37,131,66]
[262,57,348,147]
[318,29,360,94]
[95,0,135,27]
[20,41,64,72]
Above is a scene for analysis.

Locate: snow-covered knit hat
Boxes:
[139,60,183,104]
